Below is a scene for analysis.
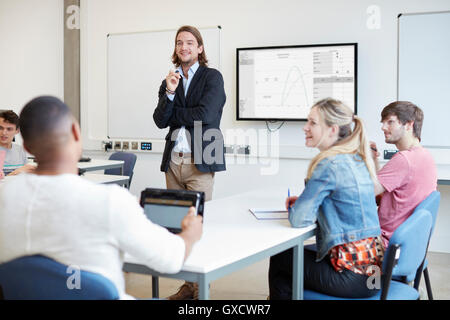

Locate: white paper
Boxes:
[249,208,288,220]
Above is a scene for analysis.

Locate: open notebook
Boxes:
[249,208,288,220]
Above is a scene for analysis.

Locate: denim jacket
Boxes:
[289,153,381,261]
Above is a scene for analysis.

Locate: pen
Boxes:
[288,188,291,211]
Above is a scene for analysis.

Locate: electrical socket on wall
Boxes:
[224,144,250,155]
[107,140,154,152]
[384,150,398,160]
[236,145,251,155]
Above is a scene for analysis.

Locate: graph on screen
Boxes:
[237,43,357,121]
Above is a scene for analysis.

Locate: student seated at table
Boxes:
[269,98,384,299]
[370,101,437,249]
[0,96,203,299]
[0,110,35,176]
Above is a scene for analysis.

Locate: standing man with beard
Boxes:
[371,101,437,249]
[153,25,226,300]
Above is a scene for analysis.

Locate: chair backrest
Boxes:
[383,209,433,279]
[0,255,119,300]
[104,152,137,187]
[401,191,440,283]
[414,191,440,236]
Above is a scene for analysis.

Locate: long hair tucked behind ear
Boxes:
[172,25,208,67]
[306,98,377,183]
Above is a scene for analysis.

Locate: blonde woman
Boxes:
[269,98,384,299]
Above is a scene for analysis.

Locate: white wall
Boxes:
[0,0,64,145]
[432,184,450,252]
[80,0,450,156]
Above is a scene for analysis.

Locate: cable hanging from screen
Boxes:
[265,121,285,132]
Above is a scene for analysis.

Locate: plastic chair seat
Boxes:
[304,281,419,300]
[302,208,432,300]
[0,255,119,300]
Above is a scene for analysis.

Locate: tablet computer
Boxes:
[140,188,205,233]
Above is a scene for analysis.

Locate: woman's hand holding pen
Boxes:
[286,196,298,211]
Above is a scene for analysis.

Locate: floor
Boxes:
[124,250,450,300]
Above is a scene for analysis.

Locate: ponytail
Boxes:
[306,100,377,182]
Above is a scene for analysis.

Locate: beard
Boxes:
[384,131,403,144]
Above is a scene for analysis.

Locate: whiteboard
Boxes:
[398,11,450,148]
[107,26,221,139]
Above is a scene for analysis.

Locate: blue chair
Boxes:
[0,255,119,300]
[104,151,137,189]
[303,208,433,300]
[401,191,440,299]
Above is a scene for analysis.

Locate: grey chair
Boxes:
[104,151,137,189]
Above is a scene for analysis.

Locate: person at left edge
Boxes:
[0,110,35,176]
[153,25,226,300]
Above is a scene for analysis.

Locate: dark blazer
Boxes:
[153,65,226,173]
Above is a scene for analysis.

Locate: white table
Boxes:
[77,159,124,174]
[4,159,125,175]
[437,165,450,186]
[0,172,129,187]
[82,173,129,187]
[123,187,316,300]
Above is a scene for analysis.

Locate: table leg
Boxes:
[198,276,209,300]
[152,276,159,299]
[292,242,304,300]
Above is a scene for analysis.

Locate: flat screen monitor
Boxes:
[236,43,357,121]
